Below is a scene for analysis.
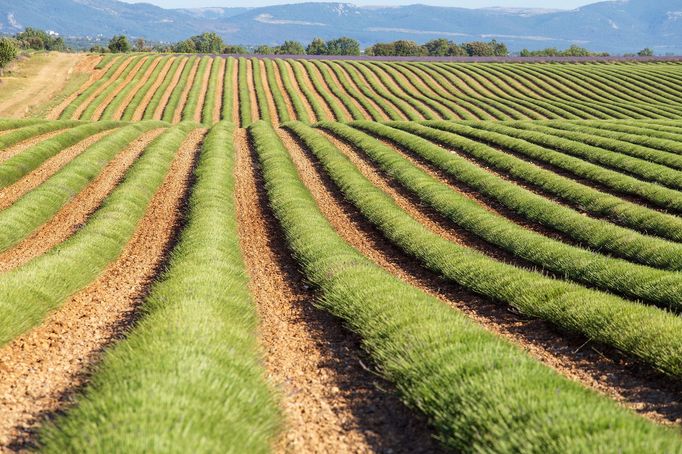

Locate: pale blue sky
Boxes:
[122,0,594,9]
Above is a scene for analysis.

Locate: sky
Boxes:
[121,0,594,9]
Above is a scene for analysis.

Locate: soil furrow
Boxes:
[294,61,336,121]
[91,57,148,121]
[112,57,162,121]
[271,61,296,121]
[235,128,439,453]
[131,57,175,122]
[231,58,240,124]
[278,128,682,428]
[282,60,316,122]
[0,130,115,211]
[172,58,200,124]
[71,57,134,120]
[0,130,68,163]
[319,63,371,120]
[152,58,189,121]
[0,129,165,272]
[47,56,110,120]
[331,63,390,122]
[308,63,354,121]
[193,58,214,124]
[212,58,226,124]
[258,59,280,125]
[0,128,205,450]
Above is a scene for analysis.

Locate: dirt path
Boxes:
[0,129,205,450]
[172,58,200,124]
[0,53,84,118]
[91,57,148,121]
[271,62,296,122]
[131,58,175,121]
[152,58,188,121]
[245,59,260,123]
[47,55,109,120]
[308,63,353,121]
[282,60,316,122]
[258,59,280,125]
[72,57,134,120]
[231,59,240,125]
[193,58,214,124]
[235,128,441,453]
[317,62,369,121]
[0,129,165,272]
[0,130,115,211]
[293,60,336,121]
[111,57,162,121]
[288,127,682,427]
[330,62,390,122]
[0,129,66,163]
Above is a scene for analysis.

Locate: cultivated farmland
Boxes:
[1,53,682,453]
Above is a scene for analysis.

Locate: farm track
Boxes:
[0,130,115,211]
[0,129,165,272]
[0,128,204,450]
[235,129,440,453]
[47,56,109,120]
[284,126,682,427]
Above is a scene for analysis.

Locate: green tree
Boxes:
[191,32,224,53]
[365,42,395,56]
[562,44,590,56]
[223,45,247,54]
[490,39,508,56]
[306,37,327,55]
[134,37,146,52]
[254,45,275,55]
[392,40,427,56]
[275,40,306,55]
[174,39,196,53]
[0,37,18,69]
[108,35,130,53]
[638,47,654,56]
[424,38,451,56]
[464,41,495,57]
[16,28,65,51]
[325,37,360,56]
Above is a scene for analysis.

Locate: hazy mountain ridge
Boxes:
[0,0,679,53]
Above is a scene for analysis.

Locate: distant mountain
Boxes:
[0,0,680,54]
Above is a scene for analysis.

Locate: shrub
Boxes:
[0,37,18,69]
[108,35,130,53]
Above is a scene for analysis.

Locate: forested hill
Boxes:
[0,0,680,53]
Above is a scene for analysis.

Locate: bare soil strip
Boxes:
[319,63,371,120]
[308,63,354,121]
[0,129,205,450]
[0,130,115,211]
[152,58,189,121]
[332,63,393,121]
[47,55,110,120]
[91,57,149,121]
[294,61,336,121]
[212,58,226,124]
[282,128,682,427]
[258,59,280,125]
[245,59,260,123]
[377,65,439,119]
[282,60,316,122]
[235,129,440,453]
[231,59,240,124]
[0,129,165,273]
[171,58,200,124]
[72,57,134,120]
[111,57,162,121]
[131,58,175,122]
[270,62,296,121]
[0,130,67,163]
[193,58,214,124]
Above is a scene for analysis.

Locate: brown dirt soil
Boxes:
[375,64,439,119]
[348,63,413,121]
[258,59,280,125]
[245,59,260,123]
[0,130,116,211]
[331,62,393,122]
[270,61,296,122]
[0,128,205,450]
[193,58,214,124]
[281,127,682,427]
[152,58,189,121]
[316,62,371,121]
[0,129,165,272]
[0,53,84,119]
[47,55,109,120]
[231,58,240,125]
[91,57,149,121]
[211,58,226,124]
[282,60,316,122]
[293,61,335,121]
[0,129,67,163]
[235,128,442,453]
[71,56,134,120]
[131,58,175,122]
[111,57,163,121]
[308,63,354,121]
[172,58,200,123]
